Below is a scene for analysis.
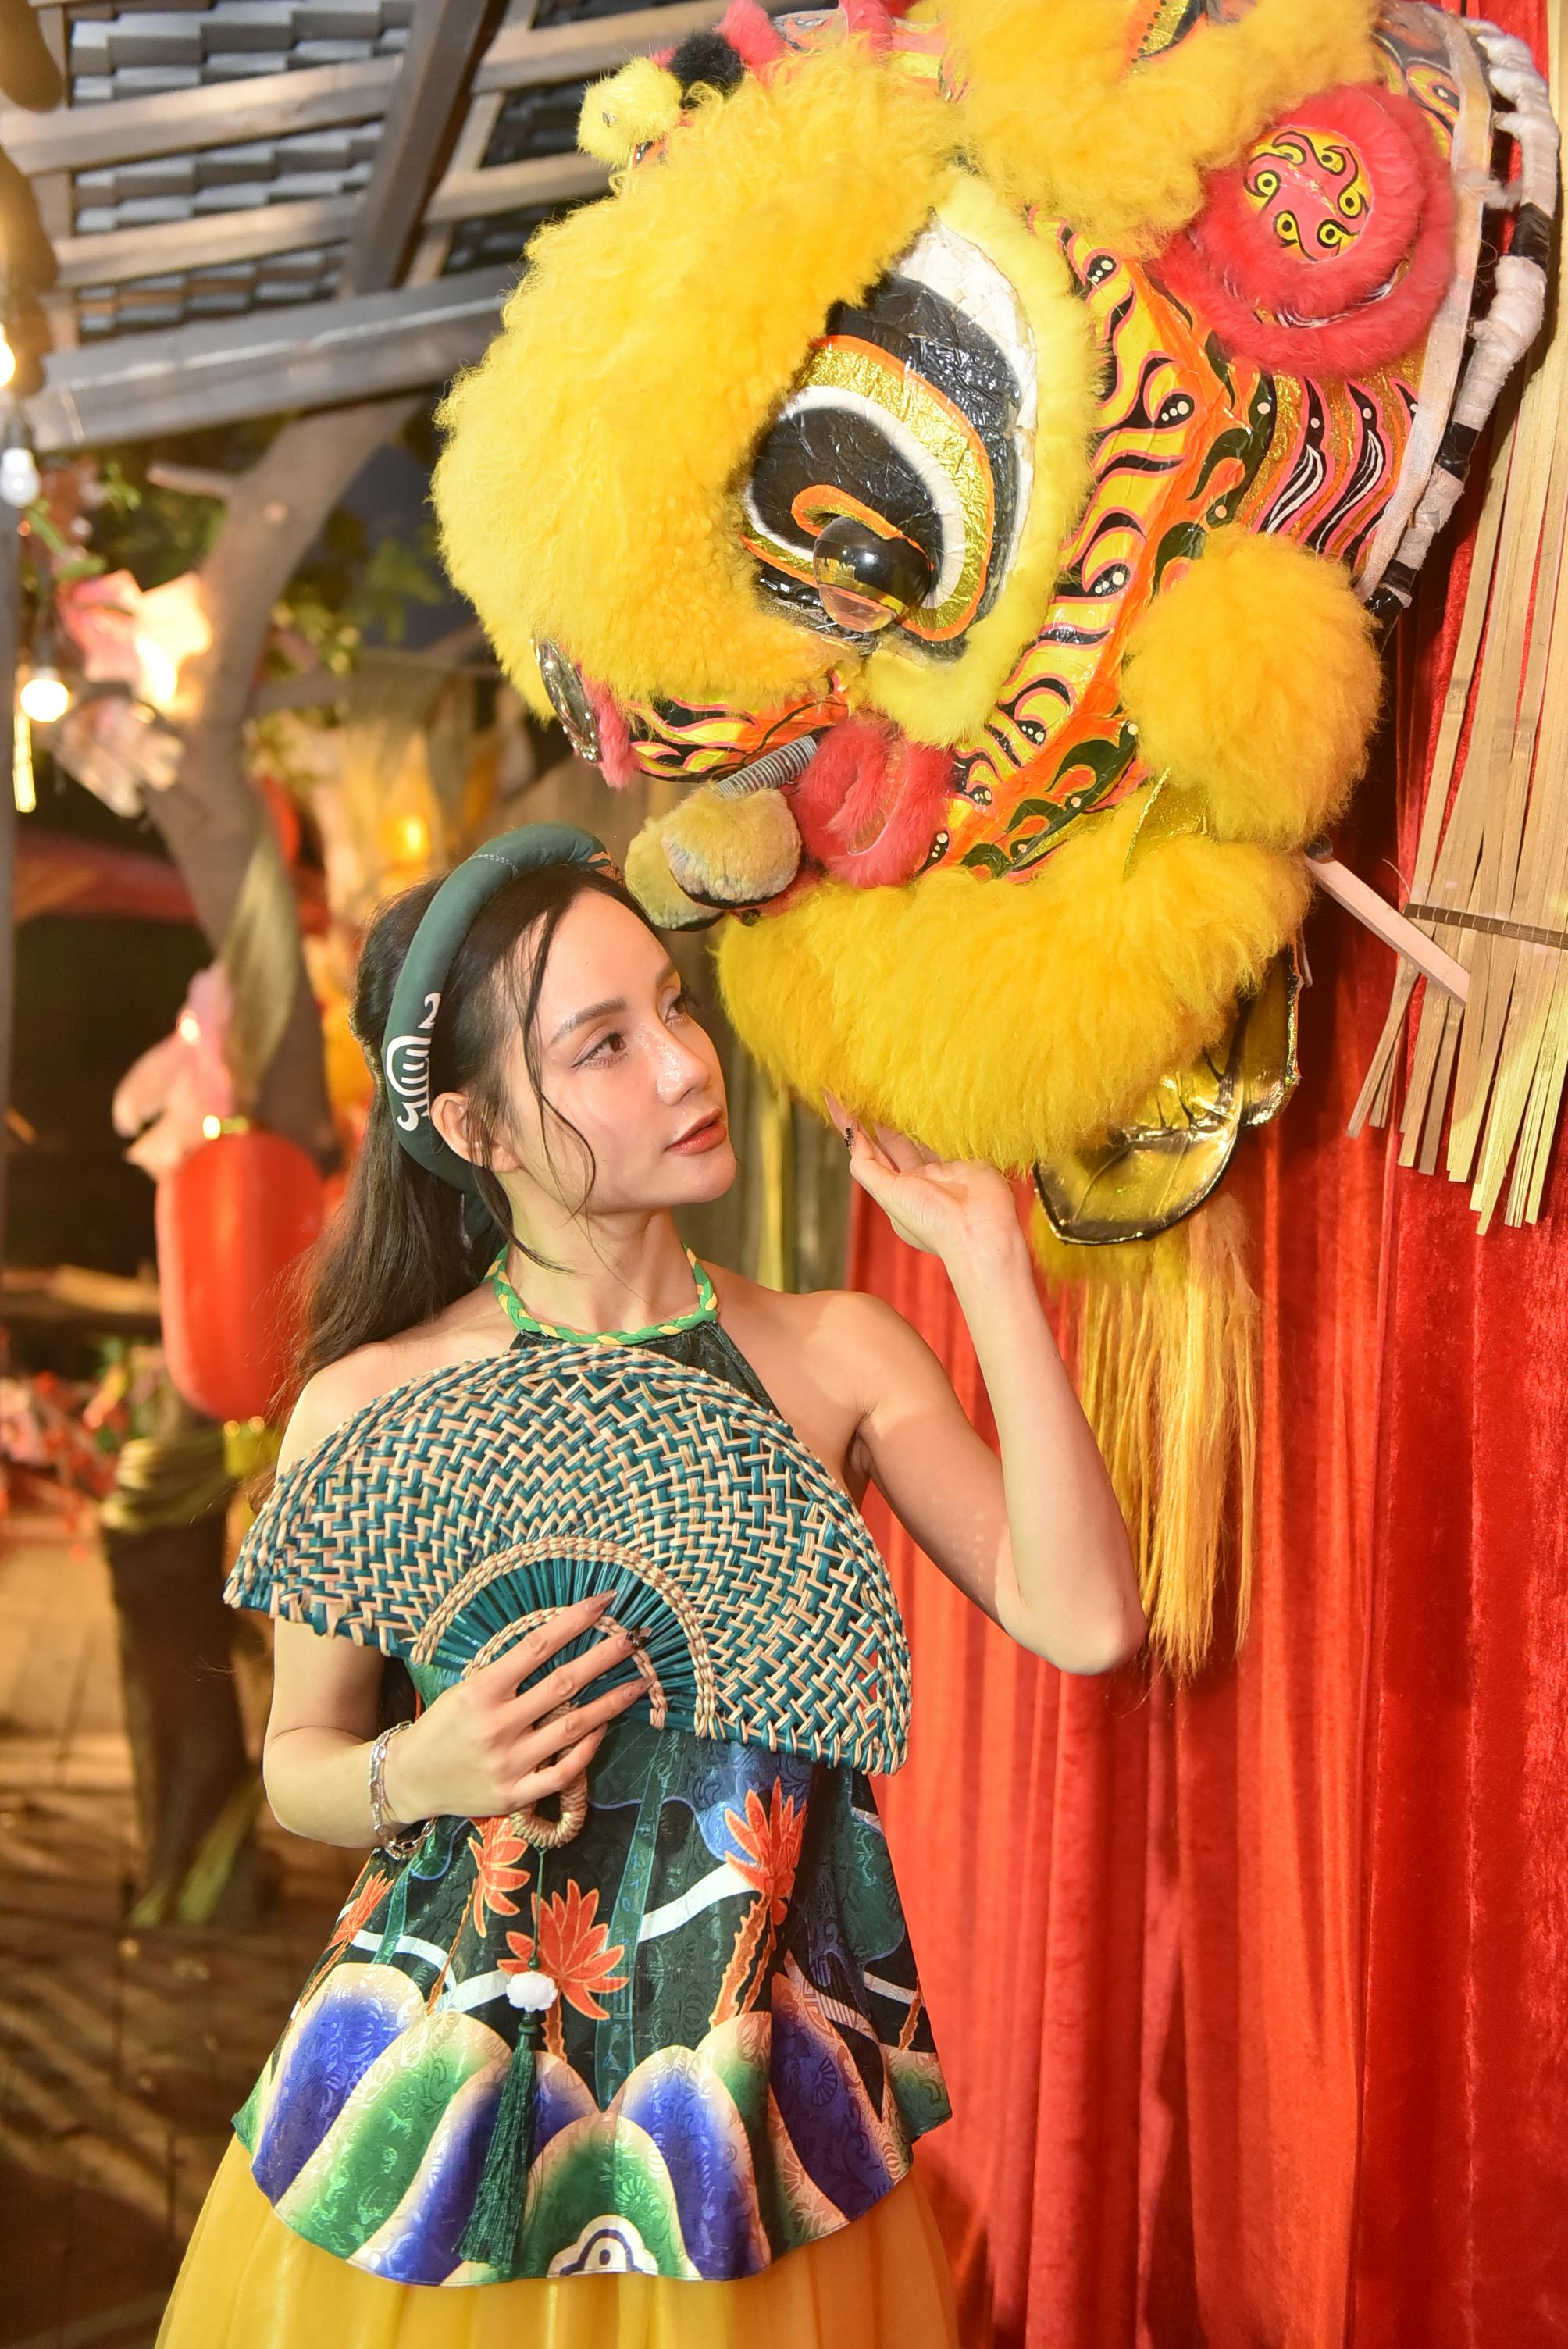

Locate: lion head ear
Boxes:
[577,55,686,167]
[945,0,1380,251]
[577,2,785,168]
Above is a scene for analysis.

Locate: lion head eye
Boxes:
[741,215,1035,660]
[811,517,935,634]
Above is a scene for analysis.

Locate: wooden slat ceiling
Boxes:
[10,0,788,447]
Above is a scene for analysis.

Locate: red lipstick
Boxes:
[668,1113,728,1154]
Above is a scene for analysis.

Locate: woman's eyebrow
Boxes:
[548,964,682,1046]
[550,996,625,1045]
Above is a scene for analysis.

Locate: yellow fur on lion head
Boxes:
[435,0,1382,738]
[433,32,956,711]
[939,0,1380,251]
[435,0,1400,1142]
[716,794,1311,1172]
[1120,528,1382,846]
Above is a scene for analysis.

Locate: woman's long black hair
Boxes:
[295,857,664,1389]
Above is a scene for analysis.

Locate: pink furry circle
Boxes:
[585,679,640,788]
[1155,83,1456,377]
[790,716,953,887]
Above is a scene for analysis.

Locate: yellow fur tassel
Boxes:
[1030,1191,1259,1677]
[1120,527,1381,847]
[940,0,1379,251]
[625,817,711,928]
[577,57,685,167]
[664,782,800,903]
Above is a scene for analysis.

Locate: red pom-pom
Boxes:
[791,718,953,887]
[715,0,785,73]
[585,681,640,789]
[841,0,896,48]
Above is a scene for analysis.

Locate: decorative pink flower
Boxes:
[530,1883,629,2020]
[726,1780,805,1926]
[466,1815,533,1937]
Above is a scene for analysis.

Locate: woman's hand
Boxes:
[381,1592,644,1824]
[824,1090,1022,1270]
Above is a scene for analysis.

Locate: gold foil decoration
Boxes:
[742,337,994,640]
[1121,768,1212,877]
[1034,947,1303,1242]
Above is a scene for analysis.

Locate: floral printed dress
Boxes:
[213,1310,953,2296]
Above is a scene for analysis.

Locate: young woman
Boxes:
[155,822,1142,2349]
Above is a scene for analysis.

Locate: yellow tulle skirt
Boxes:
[156,2136,960,2348]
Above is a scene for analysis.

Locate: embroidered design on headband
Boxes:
[383,991,441,1133]
[376,822,622,1196]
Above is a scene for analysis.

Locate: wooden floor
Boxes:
[0,1507,354,2349]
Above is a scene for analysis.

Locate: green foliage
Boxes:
[34,407,448,697]
[105,481,226,589]
[265,512,446,679]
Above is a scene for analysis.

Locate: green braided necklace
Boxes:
[490,1243,718,1346]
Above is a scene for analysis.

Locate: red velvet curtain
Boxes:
[857,14,1565,2326]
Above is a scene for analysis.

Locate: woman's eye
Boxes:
[579,994,693,1063]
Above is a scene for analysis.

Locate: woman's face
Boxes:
[495,889,736,1216]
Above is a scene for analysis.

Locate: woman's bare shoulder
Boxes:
[704,1261,927,1372]
[278,1284,509,1472]
[278,1346,408,1472]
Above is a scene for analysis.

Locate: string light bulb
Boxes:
[0,333,17,392]
[0,440,37,508]
[19,664,69,725]
[12,708,34,813]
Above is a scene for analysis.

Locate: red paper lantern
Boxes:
[156,1125,325,1424]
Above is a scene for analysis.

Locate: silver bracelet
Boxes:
[368,1720,429,1860]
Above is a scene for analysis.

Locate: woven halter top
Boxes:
[225,1251,912,1777]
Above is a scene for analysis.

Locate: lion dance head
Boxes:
[433,0,1554,1669]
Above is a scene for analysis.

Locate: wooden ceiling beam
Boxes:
[404,77,506,283]
[48,129,604,286]
[52,191,362,287]
[0,59,401,176]
[0,0,796,175]
[25,265,512,448]
[339,0,500,296]
[425,145,604,224]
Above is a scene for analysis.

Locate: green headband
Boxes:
[381,822,622,1198]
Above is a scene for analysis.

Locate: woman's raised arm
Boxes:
[824,1096,1146,1677]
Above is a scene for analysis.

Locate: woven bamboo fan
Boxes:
[226,1342,913,1772]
